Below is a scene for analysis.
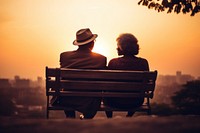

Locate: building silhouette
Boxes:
[153,71,196,104]
[157,71,195,86]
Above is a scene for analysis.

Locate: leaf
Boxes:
[138,0,143,5]
[162,0,169,8]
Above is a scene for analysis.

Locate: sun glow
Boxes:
[93,39,111,57]
[0,0,200,79]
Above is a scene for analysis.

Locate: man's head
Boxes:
[73,28,97,46]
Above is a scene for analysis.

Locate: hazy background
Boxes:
[1,0,200,79]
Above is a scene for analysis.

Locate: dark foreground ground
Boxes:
[1,112,200,133]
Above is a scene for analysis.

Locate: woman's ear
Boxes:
[117,47,124,56]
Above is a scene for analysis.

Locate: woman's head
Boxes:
[116,33,139,56]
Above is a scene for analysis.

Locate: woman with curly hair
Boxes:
[104,33,149,118]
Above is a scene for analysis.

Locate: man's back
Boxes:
[60,48,106,69]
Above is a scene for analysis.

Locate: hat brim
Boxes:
[73,34,98,46]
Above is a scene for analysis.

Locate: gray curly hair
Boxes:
[116,33,139,55]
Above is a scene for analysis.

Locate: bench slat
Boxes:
[59,68,157,81]
[47,80,155,92]
[47,91,153,98]
[48,104,150,111]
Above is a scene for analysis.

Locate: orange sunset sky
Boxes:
[0,0,200,80]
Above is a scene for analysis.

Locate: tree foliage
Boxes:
[138,0,200,16]
[171,80,200,115]
[0,93,15,116]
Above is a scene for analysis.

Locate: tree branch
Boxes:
[138,0,200,16]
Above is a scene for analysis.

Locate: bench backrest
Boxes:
[46,67,157,98]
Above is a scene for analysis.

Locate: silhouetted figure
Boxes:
[51,28,107,119]
[104,33,149,118]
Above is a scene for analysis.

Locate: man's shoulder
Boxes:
[60,50,76,56]
[92,52,107,59]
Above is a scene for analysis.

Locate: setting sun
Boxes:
[92,39,115,59]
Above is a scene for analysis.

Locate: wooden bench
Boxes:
[45,67,157,119]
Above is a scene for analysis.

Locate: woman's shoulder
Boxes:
[136,57,148,62]
[109,57,122,63]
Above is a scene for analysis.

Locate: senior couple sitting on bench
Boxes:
[51,28,152,119]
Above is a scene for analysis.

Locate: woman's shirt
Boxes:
[108,55,149,71]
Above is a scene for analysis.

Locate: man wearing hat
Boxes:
[51,28,107,119]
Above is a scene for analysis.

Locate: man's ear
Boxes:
[89,42,94,50]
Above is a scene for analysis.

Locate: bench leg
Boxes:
[146,97,152,115]
[105,111,113,118]
[147,109,152,115]
[46,96,49,119]
[46,109,49,119]
[126,111,135,117]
